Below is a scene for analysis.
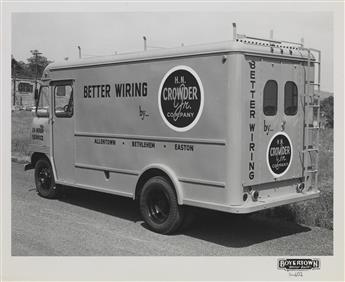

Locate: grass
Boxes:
[259,128,334,230]
[318,128,334,191]
[11,111,334,229]
[11,110,32,162]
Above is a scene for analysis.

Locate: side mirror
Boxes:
[36,107,49,118]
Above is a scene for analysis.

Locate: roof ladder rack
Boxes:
[232,22,304,50]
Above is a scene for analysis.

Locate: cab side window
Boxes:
[263,80,278,116]
[38,86,50,109]
[284,81,298,115]
[54,85,73,118]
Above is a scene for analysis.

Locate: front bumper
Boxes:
[24,163,34,171]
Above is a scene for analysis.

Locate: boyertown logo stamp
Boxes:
[158,65,204,132]
[267,132,293,178]
[278,258,320,271]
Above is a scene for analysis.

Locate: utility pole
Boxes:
[270,30,274,40]
[30,49,42,98]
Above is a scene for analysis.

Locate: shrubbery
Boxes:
[320,96,333,128]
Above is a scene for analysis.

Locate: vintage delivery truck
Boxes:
[25,24,321,234]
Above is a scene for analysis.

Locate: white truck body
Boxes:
[26,33,321,233]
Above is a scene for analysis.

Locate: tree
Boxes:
[16,60,34,78]
[11,51,52,79]
[320,96,333,128]
[27,50,52,79]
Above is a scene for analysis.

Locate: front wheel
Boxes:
[34,158,59,198]
[139,176,184,234]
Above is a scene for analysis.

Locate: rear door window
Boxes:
[284,81,298,115]
[263,80,278,116]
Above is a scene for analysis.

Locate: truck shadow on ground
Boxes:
[180,208,311,248]
[58,186,141,222]
[58,187,311,248]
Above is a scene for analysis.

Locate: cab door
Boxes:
[51,80,75,184]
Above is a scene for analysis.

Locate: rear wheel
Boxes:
[34,158,59,199]
[139,176,184,234]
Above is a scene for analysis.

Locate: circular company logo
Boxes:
[158,66,204,132]
[266,132,293,178]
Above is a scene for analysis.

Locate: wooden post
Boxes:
[13,69,16,106]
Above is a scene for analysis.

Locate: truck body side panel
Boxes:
[50,54,232,206]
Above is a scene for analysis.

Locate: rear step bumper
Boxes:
[231,190,320,214]
[183,190,320,214]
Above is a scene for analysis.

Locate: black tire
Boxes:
[139,176,184,234]
[34,158,59,199]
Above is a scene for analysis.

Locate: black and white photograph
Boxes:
[1,1,344,281]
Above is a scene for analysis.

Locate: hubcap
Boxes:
[38,167,51,190]
[147,189,170,224]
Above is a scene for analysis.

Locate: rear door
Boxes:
[242,57,304,186]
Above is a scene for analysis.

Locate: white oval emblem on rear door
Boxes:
[266,132,293,178]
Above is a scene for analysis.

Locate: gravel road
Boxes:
[11,162,333,256]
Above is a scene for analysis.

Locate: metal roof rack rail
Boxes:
[232,22,304,50]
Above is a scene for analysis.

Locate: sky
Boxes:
[12,12,333,92]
